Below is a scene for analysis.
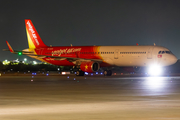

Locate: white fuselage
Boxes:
[98,45,177,67]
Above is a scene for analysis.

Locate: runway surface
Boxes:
[0,75,180,120]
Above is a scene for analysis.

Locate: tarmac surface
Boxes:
[0,75,180,120]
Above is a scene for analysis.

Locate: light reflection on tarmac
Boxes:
[0,76,180,120]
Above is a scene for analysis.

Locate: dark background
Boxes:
[1,0,180,61]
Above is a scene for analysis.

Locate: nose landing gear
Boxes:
[104,70,112,76]
[76,71,85,76]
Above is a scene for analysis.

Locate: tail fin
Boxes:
[25,19,47,49]
[6,41,14,53]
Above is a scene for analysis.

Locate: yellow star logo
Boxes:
[85,65,88,69]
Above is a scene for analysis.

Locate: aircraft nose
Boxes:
[170,55,178,64]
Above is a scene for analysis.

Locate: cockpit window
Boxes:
[158,51,172,54]
[166,51,172,54]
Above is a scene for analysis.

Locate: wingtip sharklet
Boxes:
[6,41,14,53]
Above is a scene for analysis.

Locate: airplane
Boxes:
[4,19,178,76]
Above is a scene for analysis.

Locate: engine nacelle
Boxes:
[80,61,100,73]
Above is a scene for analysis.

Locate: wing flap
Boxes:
[30,54,102,62]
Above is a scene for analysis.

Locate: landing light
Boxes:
[148,65,162,76]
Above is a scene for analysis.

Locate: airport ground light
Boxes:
[0,60,72,72]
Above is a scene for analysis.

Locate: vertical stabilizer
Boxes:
[25,19,47,49]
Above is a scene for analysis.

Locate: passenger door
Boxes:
[114,49,119,59]
[147,47,154,59]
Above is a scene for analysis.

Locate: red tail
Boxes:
[25,19,47,49]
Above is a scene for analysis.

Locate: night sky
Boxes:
[1,0,180,61]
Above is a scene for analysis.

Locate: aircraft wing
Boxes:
[3,49,34,54]
[4,41,34,54]
[29,54,103,62]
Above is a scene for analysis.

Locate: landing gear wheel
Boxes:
[104,70,112,76]
[76,71,84,76]
[107,70,112,76]
[104,70,108,76]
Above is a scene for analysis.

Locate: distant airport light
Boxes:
[33,61,37,65]
[62,72,66,75]
[3,59,10,65]
[24,58,27,61]
[85,72,88,75]
[148,64,162,76]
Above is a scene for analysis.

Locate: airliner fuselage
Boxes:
[25,45,177,67]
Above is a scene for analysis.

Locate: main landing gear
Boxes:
[75,70,112,76]
[104,70,112,76]
[76,71,84,76]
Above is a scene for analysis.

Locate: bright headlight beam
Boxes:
[148,65,162,76]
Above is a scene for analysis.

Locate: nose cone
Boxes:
[170,55,178,65]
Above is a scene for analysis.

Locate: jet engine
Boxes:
[80,61,100,73]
